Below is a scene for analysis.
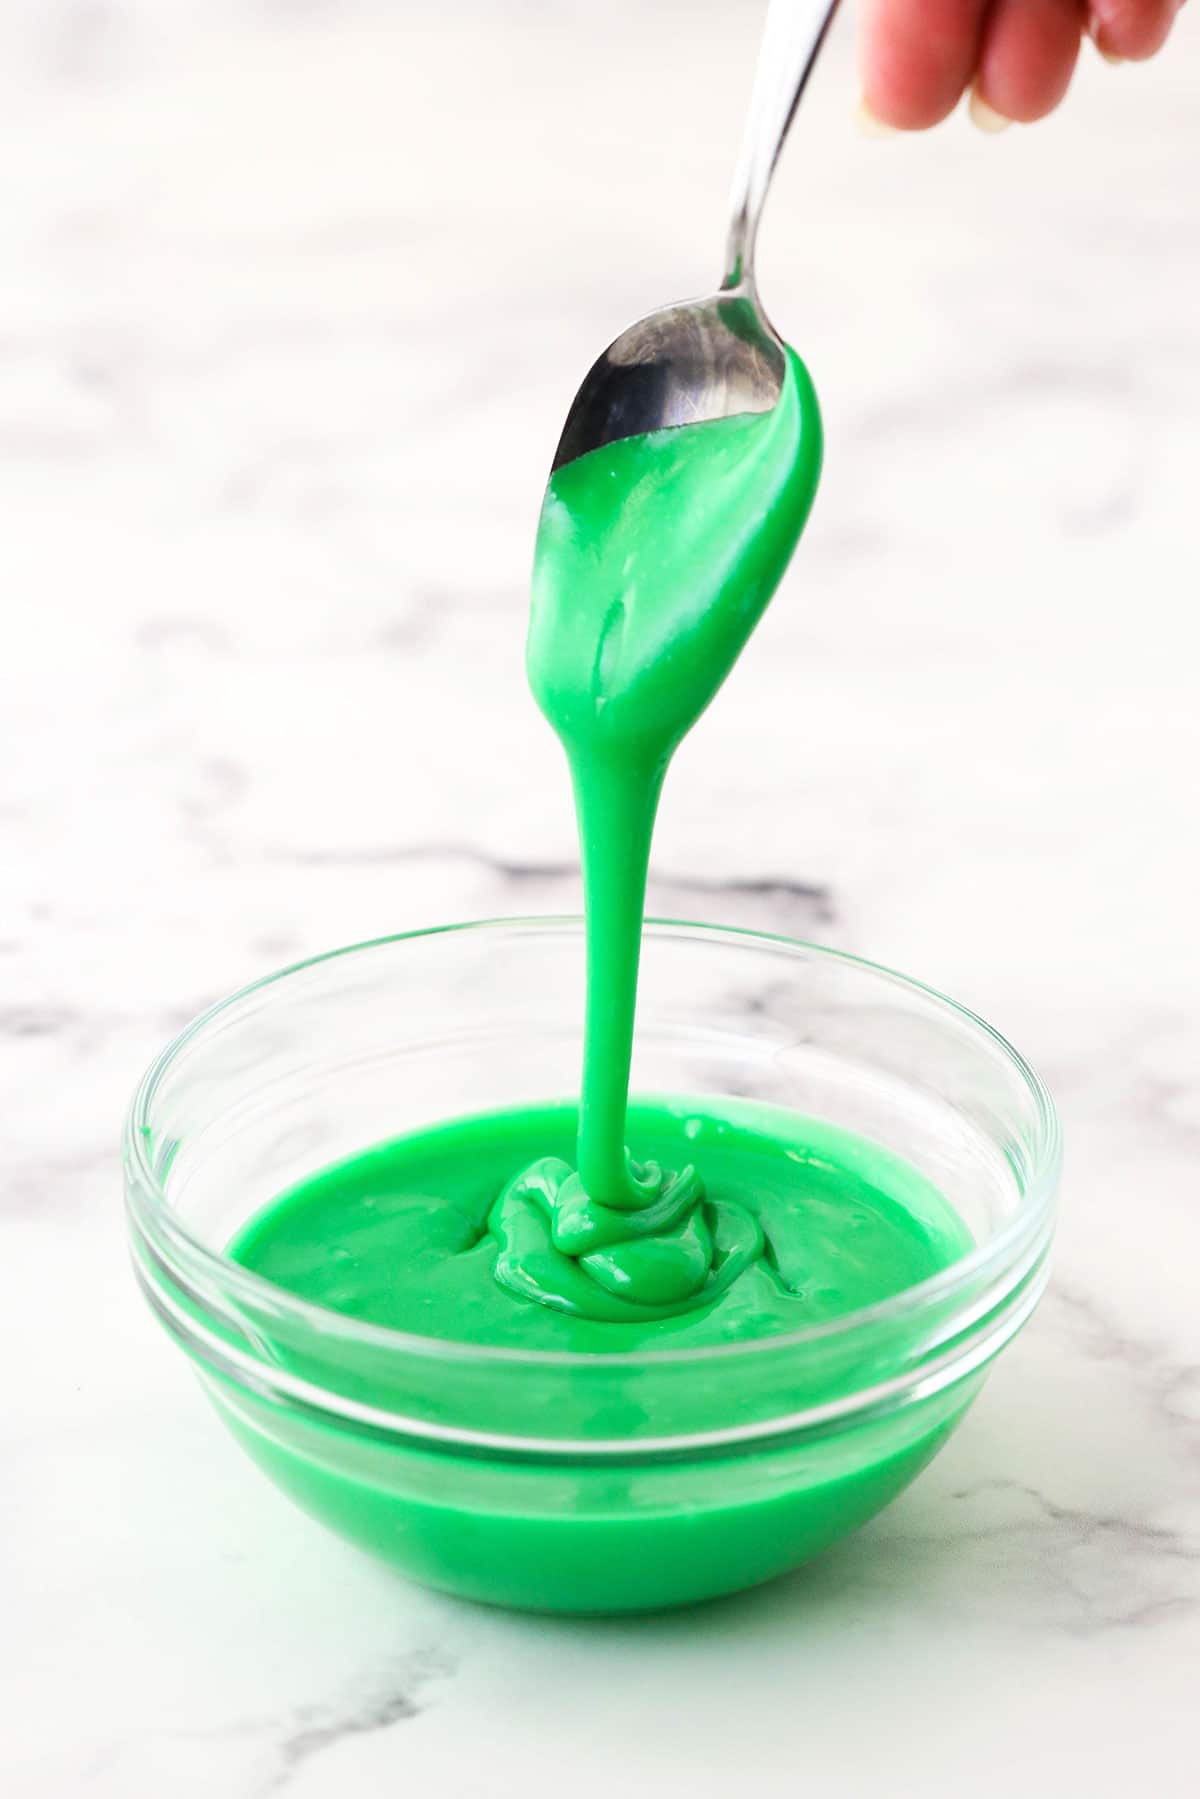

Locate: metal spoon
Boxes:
[551,0,842,472]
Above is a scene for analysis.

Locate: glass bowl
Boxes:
[124,919,1059,1613]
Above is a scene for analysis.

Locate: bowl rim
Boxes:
[124,916,1061,1389]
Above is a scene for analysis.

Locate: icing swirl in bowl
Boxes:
[489,1155,763,1322]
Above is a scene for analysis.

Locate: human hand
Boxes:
[859,0,1185,132]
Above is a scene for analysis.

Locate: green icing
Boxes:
[230,1100,971,1354]
[510,349,822,1315]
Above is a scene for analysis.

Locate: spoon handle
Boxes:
[723,0,842,291]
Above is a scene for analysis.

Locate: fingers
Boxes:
[860,0,1081,133]
[975,0,1084,125]
[860,0,1183,135]
[859,0,992,129]
[1088,0,1181,61]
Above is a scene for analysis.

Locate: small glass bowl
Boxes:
[124,919,1059,1613]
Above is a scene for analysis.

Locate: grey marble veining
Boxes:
[3,2,1199,1795]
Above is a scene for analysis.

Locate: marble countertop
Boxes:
[4,3,1198,1793]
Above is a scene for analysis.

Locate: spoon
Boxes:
[550,0,842,473]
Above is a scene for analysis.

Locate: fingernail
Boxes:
[856,99,898,138]
[968,88,1012,133]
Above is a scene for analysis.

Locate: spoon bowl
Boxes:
[551,290,785,471]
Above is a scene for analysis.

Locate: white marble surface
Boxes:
[4,2,1199,1793]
